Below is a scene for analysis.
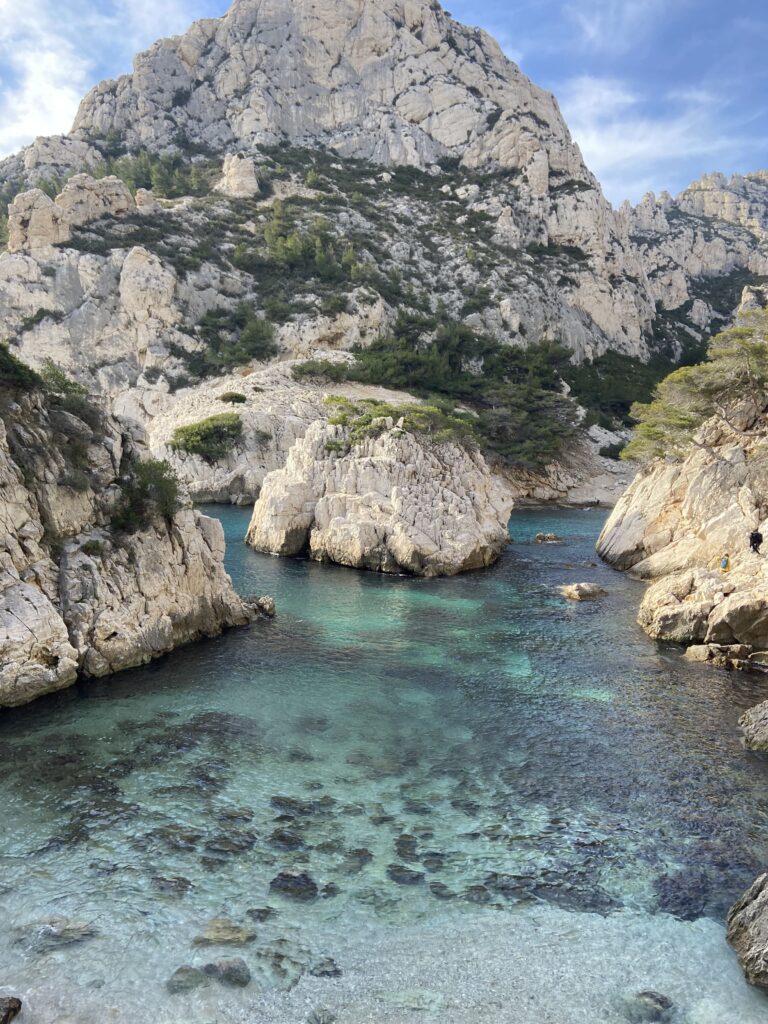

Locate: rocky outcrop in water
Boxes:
[0,386,251,708]
[728,873,768,989]
[246,419,514,576]
[597,407,768,656]
[738,701,768,751]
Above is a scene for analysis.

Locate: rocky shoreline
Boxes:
[597,406,768,988]
[0,385,256,709]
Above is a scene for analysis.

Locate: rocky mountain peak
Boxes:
[68,0,586,186]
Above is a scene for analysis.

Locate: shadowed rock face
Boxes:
[246,419,514,577]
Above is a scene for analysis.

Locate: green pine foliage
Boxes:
[169,412,244,462]
[188,304,277,375]
[112,459,182,532]
[623,311,768,462]
[0,343,44,391]
[346,315,579,468]
[91,149,219,198]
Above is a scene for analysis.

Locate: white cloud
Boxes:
[0,0,220,159]
[563,0,668,54]
[559,74,763,204]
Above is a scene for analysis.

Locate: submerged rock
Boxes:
[387,864,425,885]
[13,916,99,952]
[0,998,22,1024]
[623,991,674,1023]
[307,1010,337,1024]
[166,965,208,994]
[727,872,768,988]
[310,956,343,978]
[203,957,252,987]
[151,875,193,896]
[270,872,319,901]
[192,918,257,946]
[559,582,608,601]
[246,906,276,922]
[246,419,514,577]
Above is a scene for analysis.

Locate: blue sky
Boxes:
[0,0,765,205]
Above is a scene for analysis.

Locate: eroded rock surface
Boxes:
[8,175,135,253]
[246,419,514,576]
[598,410,768,650]
[0,388,251,708]
[728,873,768,989]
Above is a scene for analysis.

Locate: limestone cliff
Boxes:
[0,384,251,709]
[597,408,768,653]
[246,418,514,576]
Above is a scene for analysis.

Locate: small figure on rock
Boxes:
[720,553,731,573]
[750,530,763,555]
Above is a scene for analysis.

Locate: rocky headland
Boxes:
[0,372,252,709]
[246,414,514,576]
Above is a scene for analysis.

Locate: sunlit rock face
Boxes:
[246,418,514,576]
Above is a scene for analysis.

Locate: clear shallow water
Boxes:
[2,507,768,1022]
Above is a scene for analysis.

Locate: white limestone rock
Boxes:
[0,388,251,708]
[215,154,260,198]
[8,175,136,254]
[246,418,514,576]
[598,408,768,657]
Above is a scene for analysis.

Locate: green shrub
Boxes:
[80,539,105,557]
[623,311,768,462]
[170,412,244,462]
[291,359,350,383]
[320,293,349,317]
[112,459,182,532]
[0,343,43,391]
[219,391,247,404]
[345,317,579,467]
[40,359,88,399]
[190,304,277,375]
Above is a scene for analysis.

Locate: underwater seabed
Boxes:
[2,507,768,1023]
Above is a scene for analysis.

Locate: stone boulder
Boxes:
[215,154,260,198]
[558,582,607,601]
[8,174,136,253]
[740,701,768,751]
[728,873,768,988]
[0,389,253,708]
[246,419,514,577]
[0,997,21,1024]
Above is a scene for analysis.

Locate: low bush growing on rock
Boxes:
[0,343,43,391]
[190,305,277,375]
[219,391,247,404]
[112,459,182,532]
[170,413,244,462]
[291,360,349,383]
[323,396,477,449]
[346,316,579,468]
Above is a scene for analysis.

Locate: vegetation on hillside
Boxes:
[322,395,477,453]
[622,311,768,461]
[170,412,244,462]
[112,459,182,532]
[296,313,579,468]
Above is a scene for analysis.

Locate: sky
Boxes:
[0,0,765,205]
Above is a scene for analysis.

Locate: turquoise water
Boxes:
[2,507,768,1023]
